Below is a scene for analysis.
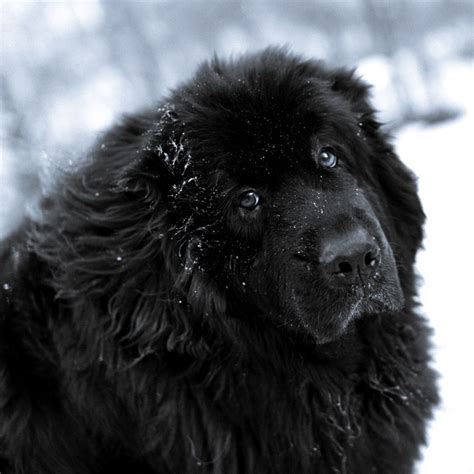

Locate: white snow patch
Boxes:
[397,105,474,473]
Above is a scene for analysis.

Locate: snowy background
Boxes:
[1,2,473,472]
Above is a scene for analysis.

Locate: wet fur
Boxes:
[0,49,438,473]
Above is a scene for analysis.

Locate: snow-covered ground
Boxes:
[398,109,474,473]
[394,60,474,473]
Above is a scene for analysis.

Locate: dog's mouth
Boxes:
[351,266,404,307]
[286,269,404,344]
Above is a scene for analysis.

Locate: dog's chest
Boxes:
[138,361,372,473]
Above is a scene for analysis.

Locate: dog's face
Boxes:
[228,151,404,345]
[148,51,422,344]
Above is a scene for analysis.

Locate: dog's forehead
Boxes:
[185,110,355,187]
[173,60,360,185]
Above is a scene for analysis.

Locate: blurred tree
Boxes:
[100,1,163,102]
[362,0,461,126]
[0,0,471,160]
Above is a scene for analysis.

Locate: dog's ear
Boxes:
[321,67,382,135]
[306,63,382,141]
[32,106,184,299]
[328,68,373,115]
[92,106,182,198]
[372,140,425,265]
[29,106,206,367]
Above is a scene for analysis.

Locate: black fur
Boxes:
[0,49,438,474]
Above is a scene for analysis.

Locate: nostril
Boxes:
[336,261,353,274]
[364,251,379,268]
[319,229,381,286]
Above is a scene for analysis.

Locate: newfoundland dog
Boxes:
[0,49,438,474]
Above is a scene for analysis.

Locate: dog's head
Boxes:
[138,49,424,344]
[37,49,424,353]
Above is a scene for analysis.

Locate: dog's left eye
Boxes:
[318,148,338,168]
[239,191,260,210]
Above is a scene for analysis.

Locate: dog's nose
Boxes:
[319,228,380,285]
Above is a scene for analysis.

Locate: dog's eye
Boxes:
[239,191,260,210]
[318,148,338,168]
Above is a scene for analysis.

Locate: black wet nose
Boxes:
[319,228,380,285]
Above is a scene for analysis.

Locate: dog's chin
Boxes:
[293,282,405,345]
[304,299,364,345]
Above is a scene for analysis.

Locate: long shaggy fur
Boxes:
[0,49,438,474]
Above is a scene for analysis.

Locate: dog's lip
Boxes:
[325,277,405,314]
[287,282,403,345]
[366,286,405,310]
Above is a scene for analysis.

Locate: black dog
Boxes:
[0,49,438,473]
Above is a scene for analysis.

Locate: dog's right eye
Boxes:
[239,191,260,210]
[318,147,338,169]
